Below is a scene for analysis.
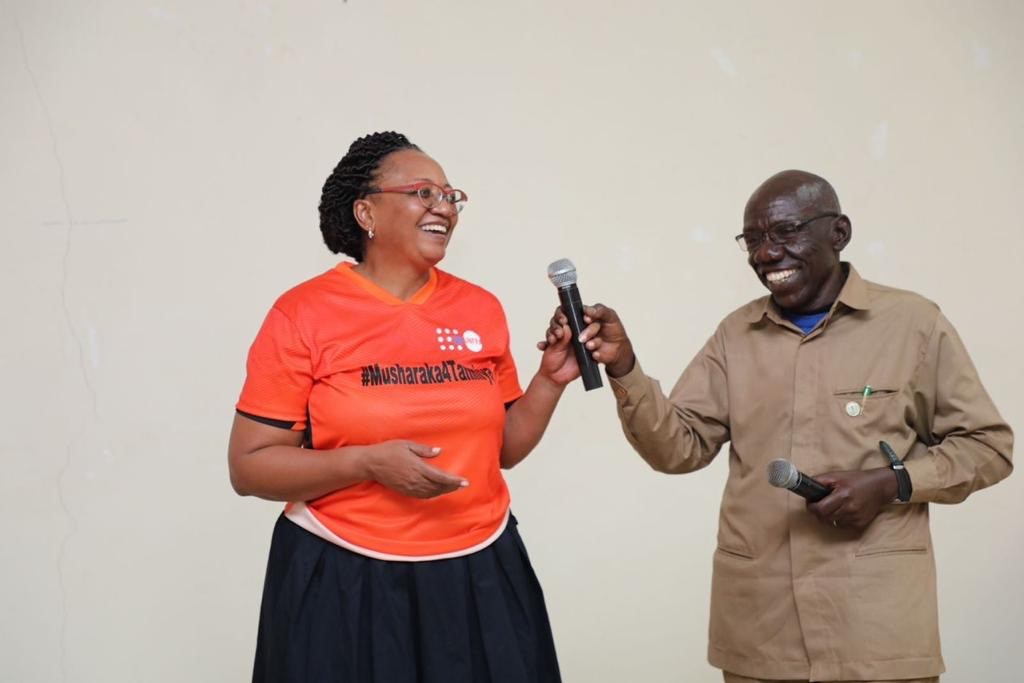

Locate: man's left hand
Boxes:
[807,467,899,530]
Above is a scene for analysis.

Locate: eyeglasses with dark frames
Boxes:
[735,212,839,253]
[364,182,469,213]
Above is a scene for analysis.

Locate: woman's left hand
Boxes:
[536,318,581,386]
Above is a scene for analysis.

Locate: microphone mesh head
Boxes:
[767,459,799,489]
[547,258,577,287]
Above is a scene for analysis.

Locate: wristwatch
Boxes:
[879,440,912,503]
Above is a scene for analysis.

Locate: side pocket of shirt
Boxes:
[853,504,930,558]
[715,545,754,561]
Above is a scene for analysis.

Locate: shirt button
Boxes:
[845,401,861,417]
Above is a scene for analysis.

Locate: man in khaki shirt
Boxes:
[545,171,1013,682]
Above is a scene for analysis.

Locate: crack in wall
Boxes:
[12,5,102,680]
[42,218,128,227]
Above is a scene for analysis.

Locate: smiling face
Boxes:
[354,149,459,271]
[742,171,852,313]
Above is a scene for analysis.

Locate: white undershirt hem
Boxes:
[284,502,510,562]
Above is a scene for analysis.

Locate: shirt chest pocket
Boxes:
[833,384,898,411]
[829,384,908,442]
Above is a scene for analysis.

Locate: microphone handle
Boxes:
[557,284,603,391]
[791,472,831,502]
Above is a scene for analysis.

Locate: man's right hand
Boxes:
[539,303,637,378]
[363,441,467,498]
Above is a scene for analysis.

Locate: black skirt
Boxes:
[253,514,561,683]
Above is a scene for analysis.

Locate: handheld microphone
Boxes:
[547,258,603,391]
[767,459,830,502]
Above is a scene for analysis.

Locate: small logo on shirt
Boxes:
[435,327,483,353]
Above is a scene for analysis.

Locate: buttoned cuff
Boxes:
[902,442,937,504]
[607,359,651,405]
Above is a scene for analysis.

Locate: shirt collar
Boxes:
[742,262,871,324]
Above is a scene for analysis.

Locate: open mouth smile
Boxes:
[420,222,449,236]
[765,268,797,287]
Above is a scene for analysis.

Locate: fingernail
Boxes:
[460,480,469,487]
[431,447,441,455]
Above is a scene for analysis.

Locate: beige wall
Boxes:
[2,1,1021,681]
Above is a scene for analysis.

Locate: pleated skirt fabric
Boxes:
[252,514,561,683]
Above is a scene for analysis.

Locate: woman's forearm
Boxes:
[229,443,373,502]
[228,414,372,502]
[500,373,566,469]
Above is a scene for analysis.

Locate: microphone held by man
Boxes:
[767,458,830,502]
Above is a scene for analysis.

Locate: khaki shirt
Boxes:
[609,265,1013,681]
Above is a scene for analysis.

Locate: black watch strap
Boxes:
[879,440,912,503]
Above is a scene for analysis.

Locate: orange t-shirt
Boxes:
[236,263,523,559]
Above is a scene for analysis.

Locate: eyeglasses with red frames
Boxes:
[364,182,469,213]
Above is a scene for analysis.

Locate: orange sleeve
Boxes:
[495,313,524,405]
[236,305,312,429]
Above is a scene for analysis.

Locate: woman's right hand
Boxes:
[364,441,467,499]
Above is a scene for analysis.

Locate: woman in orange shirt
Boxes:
[229,131,575,682]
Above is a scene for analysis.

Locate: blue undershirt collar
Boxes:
[782,309,828,335]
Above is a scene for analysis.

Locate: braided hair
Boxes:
[319,131,420,261]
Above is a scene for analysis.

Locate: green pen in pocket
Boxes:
[859,384,873,415]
